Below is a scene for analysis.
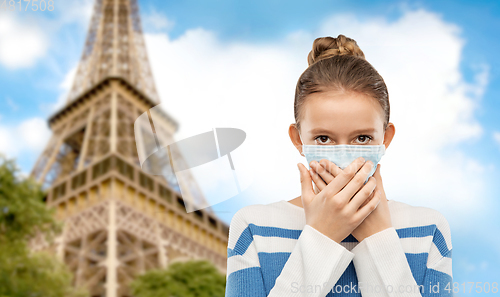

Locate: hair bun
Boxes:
[307,34,365,66]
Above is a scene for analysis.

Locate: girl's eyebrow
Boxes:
[309,128,376,135]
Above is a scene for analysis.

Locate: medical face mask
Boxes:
[299,132,385,185]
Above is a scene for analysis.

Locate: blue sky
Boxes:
[0,0,499,293]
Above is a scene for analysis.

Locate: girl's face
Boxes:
[290,90,395,152]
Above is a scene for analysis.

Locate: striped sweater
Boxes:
[225,199,453,297]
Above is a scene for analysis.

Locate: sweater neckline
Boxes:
[280,198,393,211]
[280,199,305,211]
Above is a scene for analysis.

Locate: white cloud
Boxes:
[0,0,92,70]
[0,117,51,158]
[143,7,490,226]
[143,11,175,32]
[0,13,49,69]
[18,118,51,151]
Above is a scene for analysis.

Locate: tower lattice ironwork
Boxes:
[66,0,160,104]
[29,1,229,296]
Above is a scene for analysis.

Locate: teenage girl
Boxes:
[225,34,453,297]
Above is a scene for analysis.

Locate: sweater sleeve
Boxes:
[225,208,355,297]
[350,213,453,297]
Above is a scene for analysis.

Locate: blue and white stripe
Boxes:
[226,199,453,297]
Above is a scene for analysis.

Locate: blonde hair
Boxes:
[295,34,390,133]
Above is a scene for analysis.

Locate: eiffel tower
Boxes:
[29,0,229,296]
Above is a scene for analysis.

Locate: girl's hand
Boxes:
[310,160,392,242]
[297,157,381,244]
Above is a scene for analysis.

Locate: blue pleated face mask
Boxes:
[299,132,385,184]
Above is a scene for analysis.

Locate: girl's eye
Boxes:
[314,135,373,144]
[356,135,373,144]
[314,136,332,144]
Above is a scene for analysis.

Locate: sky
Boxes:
[0,0,499,292]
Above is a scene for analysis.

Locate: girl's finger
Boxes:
[298,163,315,204]
[353,189,381,222]
[319,159,343,178]
[310,167,327,191]
[310,160,334,185]
[354,178,376,209]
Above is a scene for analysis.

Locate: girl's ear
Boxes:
[288,123,304,154]
[383,123,396,149]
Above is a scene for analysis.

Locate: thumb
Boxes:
[297,163,314,204]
